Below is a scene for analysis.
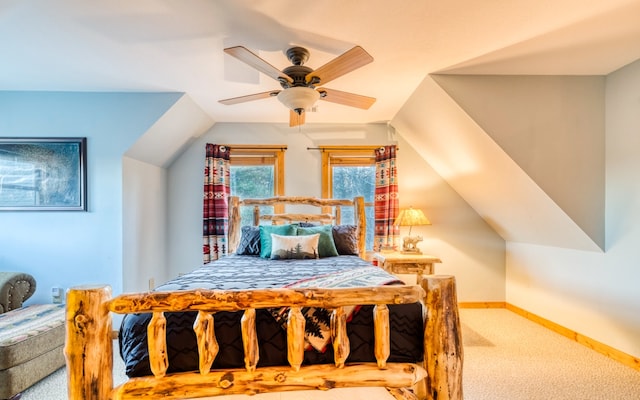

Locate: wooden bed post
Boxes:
[228,196,240,254]
[65,285,113,400]
[354,196,366,257]
[421,275,463,400]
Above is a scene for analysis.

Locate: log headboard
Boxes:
[227,196,366,257]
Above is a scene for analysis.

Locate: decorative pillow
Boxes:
[236,226,261,256]
[259,224,296,258]
[296,225,339,258]
[332,224,360,255]
[270,233,320,260]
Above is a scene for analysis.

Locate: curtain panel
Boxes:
[203,144,230,263]
[373,145,399,251]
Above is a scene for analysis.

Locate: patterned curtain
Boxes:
[373,145,400,251]
[203,144,230,263]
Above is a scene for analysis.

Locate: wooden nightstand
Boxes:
[372,252,442,284]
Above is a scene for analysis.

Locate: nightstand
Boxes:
[372,252,442,284]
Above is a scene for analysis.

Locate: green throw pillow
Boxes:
[259,224,296,258]
[296,225,339,258]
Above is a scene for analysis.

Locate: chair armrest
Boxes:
[0,272,36,313]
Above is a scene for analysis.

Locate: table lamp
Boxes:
[394,207,431,254]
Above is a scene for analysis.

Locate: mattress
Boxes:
[119,255,424,377]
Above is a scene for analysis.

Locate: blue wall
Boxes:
[0,91,181,304]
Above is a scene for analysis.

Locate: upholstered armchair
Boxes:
[0,272,36,314]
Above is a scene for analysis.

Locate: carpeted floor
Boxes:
[20,308,640,399]
[461,308,640,399]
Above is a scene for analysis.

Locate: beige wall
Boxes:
[408,62,639,357]
[123,156,169,293]
[392,65,640,358]
[396,134,506,301]
[505,59,640,358]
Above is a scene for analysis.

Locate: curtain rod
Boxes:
[219,145,288,151]
[306,146,399,152]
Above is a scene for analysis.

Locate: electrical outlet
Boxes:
[51,287,63,304]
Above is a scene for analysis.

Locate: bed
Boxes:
[65,196,463,400]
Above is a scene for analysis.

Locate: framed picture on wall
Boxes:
[0,137,87,211]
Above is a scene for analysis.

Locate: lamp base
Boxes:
[402,235,424,254]
[401,248,423,255]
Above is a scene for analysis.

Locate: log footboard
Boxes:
[65,276,463,400]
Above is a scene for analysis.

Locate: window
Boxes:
[228,145,286,226]
[320,146,378,251]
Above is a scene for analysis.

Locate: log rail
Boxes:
[65,276,462,400]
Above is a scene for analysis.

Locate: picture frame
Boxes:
[0,137,87,211]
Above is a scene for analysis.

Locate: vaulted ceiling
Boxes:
[2,0,640,125]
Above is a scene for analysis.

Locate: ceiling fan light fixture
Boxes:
[277,87,320,113]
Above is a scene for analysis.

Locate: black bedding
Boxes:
[119,254,424,377]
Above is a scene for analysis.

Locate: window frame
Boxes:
[320,146,379,252]
[228,145,286,215]
[320,145,378,200]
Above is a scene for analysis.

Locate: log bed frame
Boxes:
[65,196,463,400]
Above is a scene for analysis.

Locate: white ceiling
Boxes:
[2,0,640,125]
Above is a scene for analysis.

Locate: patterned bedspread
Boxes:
[119,255,424,377]
[154,254,393,291]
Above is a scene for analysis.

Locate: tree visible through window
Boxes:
[228,145,285,226]
[320,146,378,251]
[230,165,274,198]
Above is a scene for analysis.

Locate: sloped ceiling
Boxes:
[432,75,605,249]
[125,94,214,167]
[1,0,639,123]
[392,75,605,251]
[439,0,640,76]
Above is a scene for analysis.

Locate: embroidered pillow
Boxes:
[270,233,320,260]
[236,226,261,255]
[296,225,339,258]
[259,224,296,258]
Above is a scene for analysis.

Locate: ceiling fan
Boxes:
[219,45,376,127]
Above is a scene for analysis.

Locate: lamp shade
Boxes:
[277,87,320,113]
[394,207,431,227]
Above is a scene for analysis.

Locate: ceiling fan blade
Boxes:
[318,88,376,109]
[306,46,373,85]
[219,90,280,105]
[224,46,293,84]
[290,109,306,127]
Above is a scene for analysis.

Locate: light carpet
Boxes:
[20,308,640,399]
[461,308,640,399]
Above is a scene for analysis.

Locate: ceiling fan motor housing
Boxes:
[281,65,314,89]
